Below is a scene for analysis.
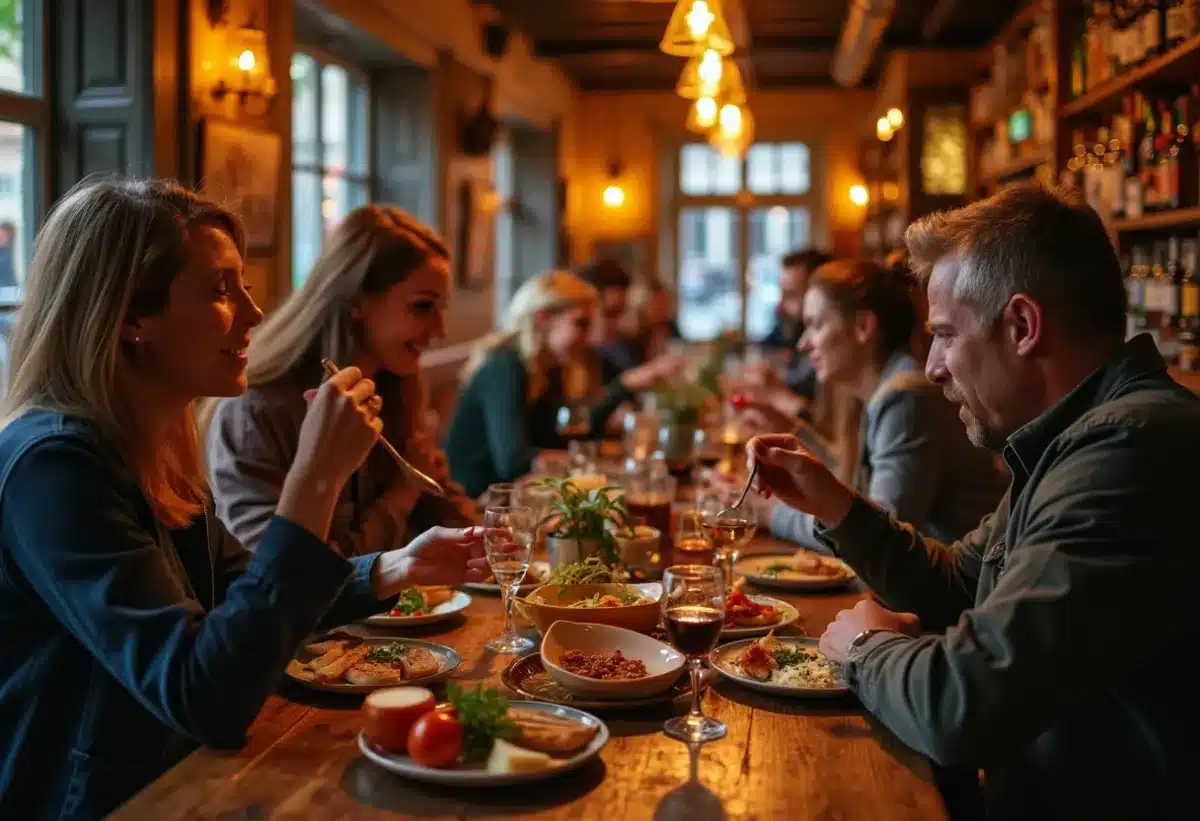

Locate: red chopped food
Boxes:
[559,649,649,680]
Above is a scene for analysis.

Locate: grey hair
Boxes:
[905,181,1127,339]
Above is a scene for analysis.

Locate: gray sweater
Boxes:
[206,376,474,557]
[769,352,1006,548]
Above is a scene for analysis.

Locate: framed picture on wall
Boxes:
[197,119,282,251]
[447,156,499,291]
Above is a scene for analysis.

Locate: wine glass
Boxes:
[485,482,516,508]
[699,494,758,588]
[556,402,591,441]
[661,565,726,743]
[483,505,537,654]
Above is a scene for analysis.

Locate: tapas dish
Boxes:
[358,683,608,786]
[721,588,801,638]
[363,586,472,626]
[462,560,551,595]
[540,621,684,700]
[501,653,692,710]
[709,633,849,698]
[285,634,460,694]
[734,551,856,591]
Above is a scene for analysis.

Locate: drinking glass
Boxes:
[672,506,714,561]
[625,473,676,544]
[699,494,759,587]
[567,440,600,476]
[517,479,558,551]
[661,565,726,743]
[483,506,537,654]
[485,482,516,508]
[556,402,591,441]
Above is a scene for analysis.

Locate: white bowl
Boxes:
[540,621,685,699]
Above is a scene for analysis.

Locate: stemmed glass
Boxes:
[556,402,591,441]
[699,494,758,588]
[661,565,726,743]
[483,505,537,654]
[485,482,516,508]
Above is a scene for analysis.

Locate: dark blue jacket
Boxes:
[0,411,389,820]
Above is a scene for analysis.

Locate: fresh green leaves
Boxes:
[533,477,631,564]
[446,682,515,761]
[391,588,426,616]
[771,647,819,669]
[762,563,792,577]
[364,642,411,663]
[546,556,619,590]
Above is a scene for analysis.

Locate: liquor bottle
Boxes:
[1112,0,1130,72]
[1127,0,1146,65]
[1165,0,1197,47]
[1178,238,1200,371]
[1128,245,1151,338]
[1162,237,1182,364]
[1123,95,1146,217]
[1143,0,1165,60]
[1157,102,1181,209]
[1140,98,1160,210]
[1174,94,1197,207]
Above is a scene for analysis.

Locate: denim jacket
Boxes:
[817,335,1200,820]
[0,411,391,820]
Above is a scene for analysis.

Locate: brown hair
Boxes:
[808,259,919,358]
[2,178,245,527]
[905,181,1126,340]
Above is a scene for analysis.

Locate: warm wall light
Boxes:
[660,0,735,57]
[603,184,626,208]
[876,116,894,142]
[849,184,870,206]
[686,96,719,133]
[887,107,904,129]
[208,12,277,106]
[882,181,900,202]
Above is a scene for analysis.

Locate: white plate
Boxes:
[362,590,473,627]
[285,637,461,694]
[709,636,850,698]
[462,561,552,595]
[720,595,801,638]
[357,700,609,786]
[735,552,857,591]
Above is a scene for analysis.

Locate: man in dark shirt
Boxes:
[749,182,1200,821]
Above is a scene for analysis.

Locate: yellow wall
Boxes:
[568,88,876,265]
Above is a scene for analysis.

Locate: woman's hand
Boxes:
[747,434,855,527]
[371,526,491,597]
[620,354,686,392]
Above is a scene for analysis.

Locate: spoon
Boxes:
[320,357,445,497]
[716,463,758,521]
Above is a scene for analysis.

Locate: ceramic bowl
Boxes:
[540,621,684,699]
[516,582,663,635]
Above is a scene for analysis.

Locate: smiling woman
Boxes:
[203,205,478,558]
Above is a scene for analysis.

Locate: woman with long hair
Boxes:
[0,179,487,819]
[718,258,1006,547]
[205,205,475,556]
[446,269,677,497]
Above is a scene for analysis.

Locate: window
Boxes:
[1,0,47,333]
[291,52,371,289]
[673,142,821,341]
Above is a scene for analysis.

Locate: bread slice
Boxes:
[313,644,371,683]
[399,647,440,679]
[507,708,598,755]
[344,661,407,687]
[419,586,454,608]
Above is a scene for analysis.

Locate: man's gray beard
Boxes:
[959,404,1004,451]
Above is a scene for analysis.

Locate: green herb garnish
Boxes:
[771,648,818,669]
[391,588,425,616]
[364,642,410,663]
[762,563,792,577]
[446,682,515,761]
[547,556,621,591]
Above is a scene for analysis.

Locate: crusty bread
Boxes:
[313,644,371,683]
[399,647,440,679]
[419,586,454,608]
[507,708,598,755]
[344,661,407,687]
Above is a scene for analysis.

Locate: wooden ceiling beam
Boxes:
[533,35,842,59]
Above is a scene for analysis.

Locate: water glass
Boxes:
[485,482,517,508]
[483,505,537,654]
[661,565,726,743]
[567,439,600,476]
[699,495,759,587]
[556,402,591,440]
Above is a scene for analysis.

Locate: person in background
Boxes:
[0,180,487,820]
[0,221,16,289]
[205,206,475,557]
[749,182,1200,821]
[754,248,835,404]
[628,276,681,363]
[445,270,676,498]
[578,258,641,380]
[718,258,1006,549]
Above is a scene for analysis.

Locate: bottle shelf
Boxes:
[1060,34,1200,119]
[1112,207,1200,234]
[976,150,1053,190]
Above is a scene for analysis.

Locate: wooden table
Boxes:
[115,538,948,820]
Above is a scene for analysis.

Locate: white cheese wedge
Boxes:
[485,738,562,774]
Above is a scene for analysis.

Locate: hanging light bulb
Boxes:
[849,184,869,206]
[660,0,734,57]
[718,102,743,139]
[887,107,904,129]
[686,96,719,133]
[710,104,754,157]
[876,116,895,142]
[676,49,740,100]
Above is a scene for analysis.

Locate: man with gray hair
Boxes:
[748,182,1200,820]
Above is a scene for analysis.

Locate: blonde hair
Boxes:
[1,178,245,527]
[462,270,597,401]
[207,205,449,443]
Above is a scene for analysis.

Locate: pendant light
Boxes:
[709,102,754,157]
[660,0,735,57]
[676,51,746,104]
[686,95,719,133]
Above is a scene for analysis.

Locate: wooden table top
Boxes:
[115,537,948,820]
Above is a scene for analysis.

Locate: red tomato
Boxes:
[731,394,748,409]
[407,710,463,768]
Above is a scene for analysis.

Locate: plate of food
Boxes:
[709,632,848,697]
[463,560,551,595]
[721,588,801,638]
[358,683,608,786]
[286,634,461,694]
[515,558,663,634]
[501,653,692,710]
[362,586,472,627]
[539,621,685,700]
[734,551,857,591]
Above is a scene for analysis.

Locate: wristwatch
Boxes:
[847,628,895,658]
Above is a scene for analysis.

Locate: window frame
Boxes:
[0,0,50,309]
[290,45,373,289]
[667,139,826,339]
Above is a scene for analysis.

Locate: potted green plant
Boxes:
[651,380,711,470]
[534,477,631,567]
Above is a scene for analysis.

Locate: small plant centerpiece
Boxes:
[533,477,631,567]
[651,379,712,471]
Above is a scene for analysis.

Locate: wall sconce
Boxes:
[206,1,276,106]
[849,184,870,207]
[602,160,626,209]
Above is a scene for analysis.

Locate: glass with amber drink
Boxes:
[699,494,758,587]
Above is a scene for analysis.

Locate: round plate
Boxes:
[720,595,801,638]
[358,700,609,786]
[362,590,473,627]
[709,636,849,698]
[501,652,691,710]
[285,637,461,694]
[462,560,552,596]
[735,552,856,591]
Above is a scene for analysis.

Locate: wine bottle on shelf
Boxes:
[1128,245,1151,339]
[1124,95,1146,218]
[1164,0,1197,48]
[1158,102,1181,210]
[1173,94,1197,207]
[1140,98,1160,211]
[1143,0,1165,61]
[1178,238,1200,372]
[1112,0,1131,73]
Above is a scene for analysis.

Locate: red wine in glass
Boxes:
[664,605,724,656]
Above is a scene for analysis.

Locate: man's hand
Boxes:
[371,526,491,597]
[747,434,855,526]
[819,598,922,664]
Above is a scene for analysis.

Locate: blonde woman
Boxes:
[205,205,475,557]
[446,270,676,497]
[0,179,487,820]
